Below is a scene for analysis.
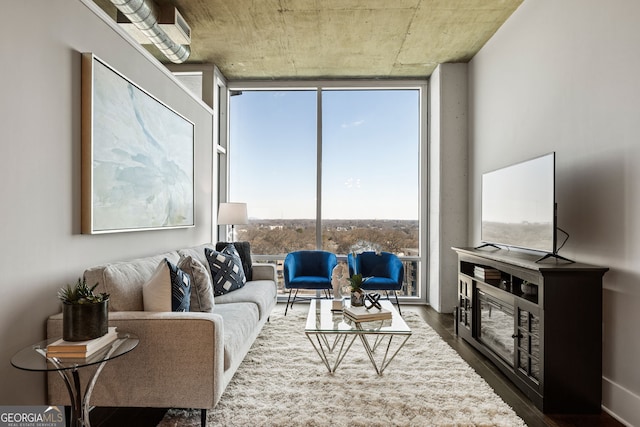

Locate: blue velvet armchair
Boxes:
[283,250,338,315]
[347,251,404,315]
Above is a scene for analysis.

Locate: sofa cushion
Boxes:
[205,246,247,296]
[216,241,253,281]
[84,251,180,311]
[142,259,191,312]
[212,302,260,371]
[214,280,277,321]
[178,255,215,312]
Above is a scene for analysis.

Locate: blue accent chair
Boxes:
[347,251,404,315]
[283,250,338,315]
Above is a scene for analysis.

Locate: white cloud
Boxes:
[341,119,365,128]
[344,177,361,189]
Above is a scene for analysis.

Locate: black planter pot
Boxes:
[62,300,109,341]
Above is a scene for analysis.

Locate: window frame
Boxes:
[224,79,428,303]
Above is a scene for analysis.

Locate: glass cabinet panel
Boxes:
[477,290,515,366]
[458,276,472,331]
[517,308,540,383]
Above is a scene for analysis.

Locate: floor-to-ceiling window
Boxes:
[227,82,425,300]
[229,90,318,252]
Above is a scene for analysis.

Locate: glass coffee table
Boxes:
[11,331,138,427]
[305,299,411,375]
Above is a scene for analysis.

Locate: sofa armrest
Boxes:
[251,263,277,282]
[47,311,225,409]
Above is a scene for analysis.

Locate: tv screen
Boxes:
[481,152,556,253]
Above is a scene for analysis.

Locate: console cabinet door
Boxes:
[457,274,473,333]
[515,302,542,392]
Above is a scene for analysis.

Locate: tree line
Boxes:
[238,219,418,255]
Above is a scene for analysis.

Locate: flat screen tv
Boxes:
[481,152,556,255]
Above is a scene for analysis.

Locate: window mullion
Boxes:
[316,88,323,249]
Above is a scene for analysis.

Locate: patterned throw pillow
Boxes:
[178,255,215,312]
[205,245,247,296]
[215,241,253,281]
[142,259,191,312]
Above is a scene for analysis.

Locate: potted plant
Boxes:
[348,273,365,307]
[58,278,110,341]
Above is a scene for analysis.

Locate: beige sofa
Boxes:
[46,243,277,421]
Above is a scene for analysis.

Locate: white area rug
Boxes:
[158,305,526,427]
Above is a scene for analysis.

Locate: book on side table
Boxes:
[46,327,118,359]
[343,305,392,322]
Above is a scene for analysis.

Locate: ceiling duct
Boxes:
[111,0,190,64]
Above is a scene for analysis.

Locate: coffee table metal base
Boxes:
[306,332,357,373]
[359,331,412,375]
[306,330,410,375]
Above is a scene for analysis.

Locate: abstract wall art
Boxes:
[81,53,194,234]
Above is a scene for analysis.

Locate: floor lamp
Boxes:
[217,202,248,242]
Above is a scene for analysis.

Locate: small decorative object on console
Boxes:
[521,280,538,296]
[58,278,110,341]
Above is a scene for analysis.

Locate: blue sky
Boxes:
[229,89,419,220]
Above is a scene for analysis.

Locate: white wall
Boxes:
[0,0,214,404]
[468,1,640,424]
[429,63,468,314]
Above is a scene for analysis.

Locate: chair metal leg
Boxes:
[201,409,207,427]
[393,291,402,315]
[285,289,300,316]
[291,289,299,310]
[285,290,293,316]
[384,290,402,316]
[286,288,332,317]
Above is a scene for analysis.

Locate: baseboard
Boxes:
[602,376,640,427]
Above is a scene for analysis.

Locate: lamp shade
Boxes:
[217,202,248,225]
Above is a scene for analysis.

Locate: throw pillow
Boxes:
[216,241,253,281]
[178,255,215,312]
[142,259,191,312]
[205,246,247,296]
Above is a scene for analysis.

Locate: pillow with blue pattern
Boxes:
[205,245,247,296]
[142,258,191,312]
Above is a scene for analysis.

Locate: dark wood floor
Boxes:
[90,303,624,427]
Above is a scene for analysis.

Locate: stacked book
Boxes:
[46,327,118,359]
[343,305,392,322]
[474,266,501,281]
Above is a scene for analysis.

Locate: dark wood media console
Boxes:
[452,247,608,414]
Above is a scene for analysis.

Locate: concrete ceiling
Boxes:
[94,0,522,80]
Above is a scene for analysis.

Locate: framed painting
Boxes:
[81,53,195,234]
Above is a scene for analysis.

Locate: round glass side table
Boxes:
[11,332,138,427]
